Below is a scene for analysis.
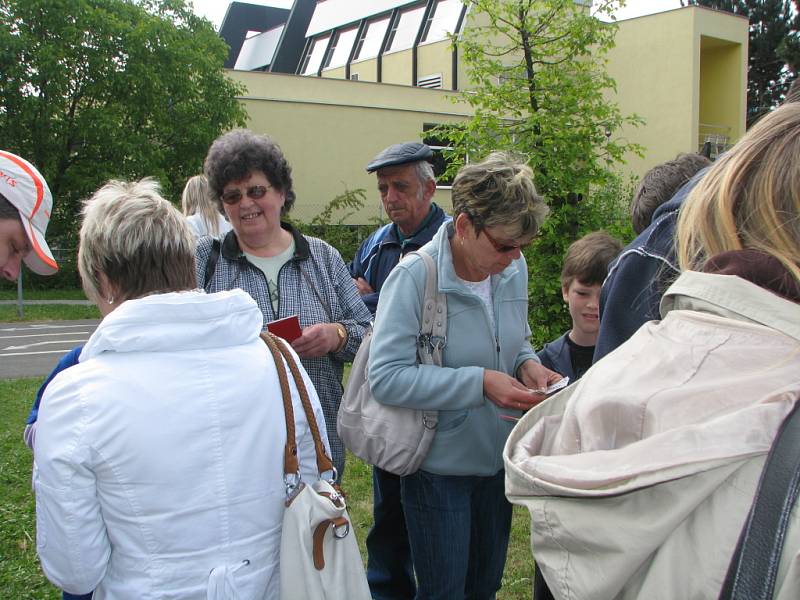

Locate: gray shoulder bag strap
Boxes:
[411,250,446,430]
[718,398,800,600]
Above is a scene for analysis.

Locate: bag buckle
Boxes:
[285,472,301,495]
[423,413,438,430]
[429,335,446,352]
[418,334,446,356]
[322,467,338,485]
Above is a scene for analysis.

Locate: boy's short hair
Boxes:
[561,231,623,289]
[631,153,712,234]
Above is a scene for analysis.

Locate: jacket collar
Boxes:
[384,203,447,247]
[221,221,310,262]
[81,290,263,360]
[661,270,800,344]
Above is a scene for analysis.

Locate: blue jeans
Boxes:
[63,593,92,599]
[366,467,416,600]
[401,469,512,600]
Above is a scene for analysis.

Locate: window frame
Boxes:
[384,2,427,54]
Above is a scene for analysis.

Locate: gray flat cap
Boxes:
[366,142,433,173]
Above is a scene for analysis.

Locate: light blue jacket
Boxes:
[368,222,539,476]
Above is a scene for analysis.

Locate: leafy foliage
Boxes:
[526,175,635,347]
[682,0,798,123]
[0,0,247,245]
[435,0,643,199]
[293,186,376,264]
[431,0,641,346]
[781,0,800,75]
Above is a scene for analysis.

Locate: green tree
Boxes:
[681,0,797,123]
[0,0,247,243]
[434,0,640,345]
[779,0,800,77]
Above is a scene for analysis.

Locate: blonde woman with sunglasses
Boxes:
[196,129,371,480]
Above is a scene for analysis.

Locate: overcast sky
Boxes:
[189,0,685,31]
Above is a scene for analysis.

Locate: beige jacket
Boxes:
[505,271,800,600]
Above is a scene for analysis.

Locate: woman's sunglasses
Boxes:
[221,185,272,205]
[481,228,529,253]
[467,213,529,253]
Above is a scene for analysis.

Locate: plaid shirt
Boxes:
[196,223,371,475]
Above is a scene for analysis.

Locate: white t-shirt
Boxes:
[245,240,296,313]
[186,213,233,238]
[457,275,494,332]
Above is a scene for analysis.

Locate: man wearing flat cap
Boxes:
[350,141,448,600]
[350,141,448,315]
[0,150,59,280]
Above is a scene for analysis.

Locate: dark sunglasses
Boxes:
[221,185,272,205]
[481,228,529,253]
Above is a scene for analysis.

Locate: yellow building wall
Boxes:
[699,37,746,153]
[229,70,470,224]
[348,58,379,83]
[231,6,746,223]
[607,7,747,180]
[320,65,347,80]
[381,48,415,86]
[417,39,455,89]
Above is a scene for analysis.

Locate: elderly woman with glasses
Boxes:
[33,179,329,597]
[196,129,371,479]
[368,152,561,599]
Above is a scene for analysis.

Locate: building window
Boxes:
[323,27,358,69]
[424,123,460,187]
[385,3,426,53]
[353,16,391,61]
[420,0,463,44]
[300,35,330,75]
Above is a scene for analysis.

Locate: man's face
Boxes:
[0,218,29,281]
[376,164,434,236]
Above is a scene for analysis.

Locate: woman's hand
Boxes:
[517,359,563,393]
[292,323,340,358]
[483,369,546,411]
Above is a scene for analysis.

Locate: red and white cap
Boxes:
[0,150,58,275]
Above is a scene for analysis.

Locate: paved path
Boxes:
[0,319,101,379]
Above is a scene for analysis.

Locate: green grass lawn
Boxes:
[0,305,101,322]
[1,378,535,599]
[0,288,100,322]
[0,289,89,301]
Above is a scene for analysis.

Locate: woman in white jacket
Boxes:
[505,103,800,599]
[33,178,329,599]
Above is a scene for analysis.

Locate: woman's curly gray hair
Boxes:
[204,129,296,215]
[452,152,549,239]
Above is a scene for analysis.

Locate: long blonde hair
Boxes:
[181,175,223,236]
[677,103,800,284]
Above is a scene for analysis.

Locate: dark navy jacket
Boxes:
[349,203,449,314]
[27,345,83,425]
[536,333,575,382]
[593,169,708,363]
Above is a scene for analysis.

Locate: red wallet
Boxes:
[267,315,302,343]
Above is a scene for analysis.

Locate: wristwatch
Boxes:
[334,323,347,352]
